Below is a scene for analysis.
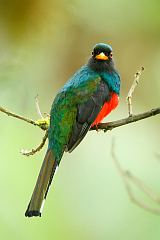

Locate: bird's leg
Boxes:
[35,118,50,130]
[95,124,101,132]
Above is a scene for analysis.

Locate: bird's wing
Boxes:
[49,66,111,158]
[67,80,110,152]
[49,66,102,160]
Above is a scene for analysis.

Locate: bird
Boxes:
[25,43,121,217]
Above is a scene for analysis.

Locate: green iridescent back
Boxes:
[48,65,101,162]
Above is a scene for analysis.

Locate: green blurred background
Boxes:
[0,0,160,239]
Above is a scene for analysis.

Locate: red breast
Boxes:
[91,93,119,127]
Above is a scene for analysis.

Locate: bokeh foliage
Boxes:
[0,0,159,239]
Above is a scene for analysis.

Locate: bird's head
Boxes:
[88,43,114,72]
[92,43,113,61]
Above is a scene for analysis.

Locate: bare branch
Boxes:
[1,106,160,133]
[21,131,48,156]
[125,181,160,215]
[126,66,144,116]
[125,171,160,204]
[91,107,160,132]
[0,106,49,131]
[0,106,38,127]
[0,67,159,158]
[0,68,159,133]
[1,105,159,134]
[111,138,160,215]
[35,95,44,118]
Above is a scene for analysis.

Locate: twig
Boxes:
[124,181,160,215]
[111,138,160,215]
[21,131,48,156]
[125,172,160,203]
[0,106,38,127]
[126,67,144,116]
[35,95,44,118]
[0,106,49,131]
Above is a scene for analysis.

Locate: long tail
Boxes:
[25,149,58,217]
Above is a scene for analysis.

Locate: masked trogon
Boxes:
[25,43,120,217]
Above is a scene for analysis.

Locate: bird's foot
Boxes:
[35,117,50,130]
[95,124,100,132]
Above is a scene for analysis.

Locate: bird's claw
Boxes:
[95,124,101,132]
[35,117,50,130]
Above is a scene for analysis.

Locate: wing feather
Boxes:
[67,80,110,152]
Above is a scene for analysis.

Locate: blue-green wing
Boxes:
[48,65,101,162]
[67,80,110,152]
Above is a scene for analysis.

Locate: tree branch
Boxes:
[111,138,160,215]
[0,106,49,131]
[0,67,159,158]
[1,105,160,133]
[0,106,38,127]
[21,131,48,156]
[90,107,160,132]
[126,66,144,116]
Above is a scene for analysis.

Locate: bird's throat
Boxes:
[88,57,115,73]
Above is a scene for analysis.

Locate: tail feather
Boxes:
[25,149,58,217]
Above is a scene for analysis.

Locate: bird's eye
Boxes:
[110,52,113,58]
[92,51,94,55]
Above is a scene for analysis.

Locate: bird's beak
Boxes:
[95,52,108,60]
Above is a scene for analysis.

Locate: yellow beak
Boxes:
[95,52,108,60]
